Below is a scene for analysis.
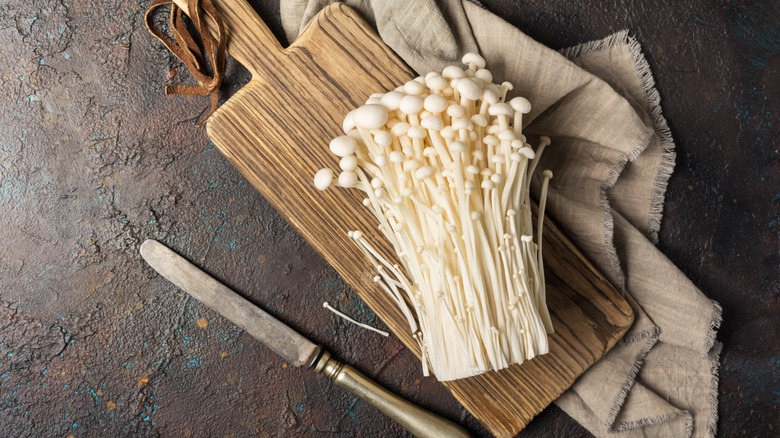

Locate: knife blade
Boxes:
[140,239,320,367]
[139,239,470,438]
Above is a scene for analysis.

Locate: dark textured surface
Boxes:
[0,1,776,437]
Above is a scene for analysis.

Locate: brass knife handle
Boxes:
[313,350,471,438]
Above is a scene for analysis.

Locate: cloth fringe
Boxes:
[561,30,677,245]
[625,33,677,244]
[617,411,693,436]
[559,29,631,60]
[605,325,660,431]
[706,301,723,438]
[600,126,654,292]
[563,30,653,293]
[562,30,715,436]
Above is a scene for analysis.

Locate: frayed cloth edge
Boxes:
[705,301,723,438]
[624,33,677,244]
[604,325,661,431]
[561,30,678,245]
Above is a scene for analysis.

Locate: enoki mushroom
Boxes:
[315,53,554,381]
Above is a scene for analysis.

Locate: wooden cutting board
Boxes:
[170,1,634,436]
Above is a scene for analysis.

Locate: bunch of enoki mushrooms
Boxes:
[315,53,555,381]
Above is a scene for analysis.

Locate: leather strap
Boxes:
[144,0,226,126]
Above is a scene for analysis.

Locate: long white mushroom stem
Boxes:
[314,53,555,381]
[323,302,391,337]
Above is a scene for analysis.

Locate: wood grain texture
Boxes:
[171,1,634,436]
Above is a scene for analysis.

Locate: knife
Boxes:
[140,239,470,438]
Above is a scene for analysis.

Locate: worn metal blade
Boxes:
[140,239,321,367]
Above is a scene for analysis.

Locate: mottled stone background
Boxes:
[0,0,777,437]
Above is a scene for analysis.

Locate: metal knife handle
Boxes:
[313,351,471,438]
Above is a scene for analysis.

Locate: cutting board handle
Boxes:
[172,0,283,76]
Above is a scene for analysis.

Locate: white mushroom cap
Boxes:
[539,135,552,146]
[375,154,389,166]
[421,115,444,131]
[441,65,465,79]
[338,171,357,188]
[353,104,389,129]
[389,151,405,163]
[508,96,531,114]
[425,75,448,91]
[451,118,472,131]
[440,126,456,139]
[423,94,448,113]
[403,80,426,96]
[399,95,424,115]
[403,159,422,172]
[407,125,427,139]
[474,68,492,84]
[461,52,486,70]
[471,114,488,127]
[447,104,466,118]
[498,129,516,141]
[329,135,357,157]
[456,78,483,101]
[339,155,357,171]
[481,88,499,105]
[345,129,361,141]
[484,83,501,96]
[313,168,333,191]
[374,130,392,147]
[342,110,356,133]
[390,121,411,137]
[482,135,499,146]
[488,103,513,117]
[414,166,434,180]
[380,91,404,111]
[518,146,535,159]
[543,169,553,178]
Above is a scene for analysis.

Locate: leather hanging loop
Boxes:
[144,0,227,126]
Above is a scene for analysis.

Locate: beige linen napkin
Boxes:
[281,1,722,436]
